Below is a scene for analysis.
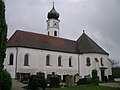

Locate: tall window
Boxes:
[69,57,72,67]
[9,53,14,65]
[58,56,62,66]
[46,54,50,66]
[86,57,91,66]
[24,54,29,66]
[100,57,104,66]
[54,31,57,36]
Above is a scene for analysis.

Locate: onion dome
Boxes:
[47,5,59,19]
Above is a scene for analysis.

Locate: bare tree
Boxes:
[110,58,120,68]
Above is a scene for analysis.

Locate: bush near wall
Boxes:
[112,67,120,78]
[86,77,93,84]
[50,76,60,88]
[92,69,99,85]
[49,72,60,88]
[77,77,93,85]
[28,75,38,90]
[77,78,87,85]
[28,72,47,90]
[1,69,12,90]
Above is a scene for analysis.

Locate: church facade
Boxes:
[4,4,112,81]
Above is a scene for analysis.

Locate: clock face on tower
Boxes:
[53,21,59,28]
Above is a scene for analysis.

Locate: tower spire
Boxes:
[47,1,59,19]
[53,0,54,7]
[47,1,60,37]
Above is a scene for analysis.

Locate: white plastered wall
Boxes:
[4,47,78,79]
[79,53,112,81]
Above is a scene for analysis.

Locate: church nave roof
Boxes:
[7,30,109,55]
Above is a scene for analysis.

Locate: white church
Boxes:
[4,4,112,81]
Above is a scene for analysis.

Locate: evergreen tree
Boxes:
[0,0,7,89]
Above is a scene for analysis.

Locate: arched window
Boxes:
[54,31,57,36]
[86,57,91,66]
[46,54,50,66]
[100,57,104,66]
[9,53,14,65]
[69,57,72,67]
[24,54,29,66]
[58,56,62,66]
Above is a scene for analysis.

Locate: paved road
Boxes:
[99,82,120,88]
[12,80,26,90]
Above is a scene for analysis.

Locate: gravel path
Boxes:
[12,79,26,90]
[99,82,120,88]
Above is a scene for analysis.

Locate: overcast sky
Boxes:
[5,0,120,63]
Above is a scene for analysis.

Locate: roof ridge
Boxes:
[7,30,108,55]
[15,30,76,42]
[7,30,77,53]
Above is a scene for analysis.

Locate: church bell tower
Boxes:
[46,2,60,37]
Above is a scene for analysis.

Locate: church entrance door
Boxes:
[101,70,105,81]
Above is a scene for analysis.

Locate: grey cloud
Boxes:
[5,0,120,62]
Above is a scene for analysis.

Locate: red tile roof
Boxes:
[7,30,77,53]
[7,30,109,55]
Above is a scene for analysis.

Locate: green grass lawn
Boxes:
[52,85,120,90]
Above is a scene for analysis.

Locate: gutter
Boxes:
[15,47,18,79]
[78,54,80,74]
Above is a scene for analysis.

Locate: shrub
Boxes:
[28,73,47,90]
[77,78,87,85]
[37,76,48,89]
[29,75,38,90]
[1,69,12,90]
[77,77,93,86]
[92,69,99,85]
[49,72,60,88]
[50,76,60,88]
[86,77,93,84]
